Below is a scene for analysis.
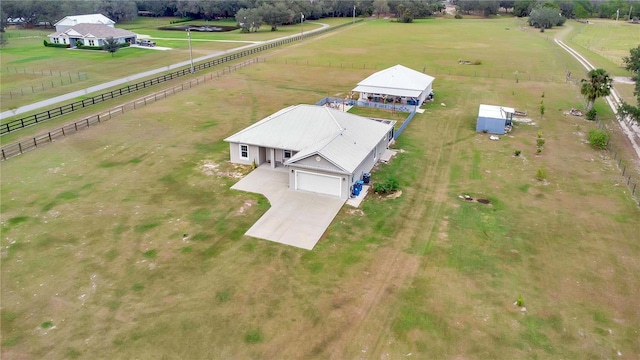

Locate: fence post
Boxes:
[1,149,5,160]
[33,138,37,147]
[18,143,22,154]
[48,132,52,142]
[633,183,636,195]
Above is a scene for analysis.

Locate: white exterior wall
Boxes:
[349,136,388,187]
[228,143,261,165]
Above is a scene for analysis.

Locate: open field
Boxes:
[1,18,639,359]
[0,18,331,113]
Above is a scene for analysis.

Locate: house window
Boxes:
[372,148,377,160]
[239,144,249,160]
[283,150,291,159]
[88,40,95,46]
[63,38,67,44]
[53,38,59,44]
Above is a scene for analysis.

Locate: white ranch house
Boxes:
[48,23,137,48]
[353,64,435,107]
[225,104,396,199]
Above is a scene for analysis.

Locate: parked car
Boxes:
[136,39,156,47]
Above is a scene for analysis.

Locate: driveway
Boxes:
[231,167,345,250]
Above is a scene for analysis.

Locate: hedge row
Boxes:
[43,40,70,48]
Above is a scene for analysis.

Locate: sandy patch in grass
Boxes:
[235,199,257,215]
[198,160,244,178]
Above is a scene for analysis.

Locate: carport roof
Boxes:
[224,104,395,173]
[353,64,435,97]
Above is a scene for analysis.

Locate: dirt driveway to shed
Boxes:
[231,167,345,250]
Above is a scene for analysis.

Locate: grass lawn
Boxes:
[0,18,341,113]
[1,17,639,359]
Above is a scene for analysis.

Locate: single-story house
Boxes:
[48,24,137,47]
[54,14,115,32]
[476,104,515,135]
[225,104,396,199]
[353,64,435,106]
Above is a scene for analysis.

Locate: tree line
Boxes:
[451,0,639,20]
[0,0,446,32]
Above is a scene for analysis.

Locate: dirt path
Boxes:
[553,30,640,161]
[321,99,464,358]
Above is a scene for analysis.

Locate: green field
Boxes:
[0,17,331,113]
[1,17,639,359]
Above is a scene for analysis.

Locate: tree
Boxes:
[235,8,262,33]
[528,7,566,28]
[580,68,612,111]
[617,45,640,124]
[373,0,389,18]
[622,45,640,76]
[103,36,119,57]
[513,0,535,17]
[96,0,138,22]
[499,0,515,13]
[259,2,293,31]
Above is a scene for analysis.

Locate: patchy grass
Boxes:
[1,18,639,360]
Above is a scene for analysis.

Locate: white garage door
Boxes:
[295,171,341,198]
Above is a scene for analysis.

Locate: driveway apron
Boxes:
[231,167,345,250]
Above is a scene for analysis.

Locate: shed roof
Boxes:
[54,14,115,27]
[224,105,395,173]
[49,24,136,39]
[478,104,515,120]
[352,64,435,97]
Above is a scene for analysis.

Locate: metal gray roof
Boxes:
[478,104,515,119]
[354,64,435,94]
[49,24,136,39]
[225,104,395,173]
[54,14,115,27]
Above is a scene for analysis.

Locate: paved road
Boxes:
[554,38,640,161]
[0,22,329,121]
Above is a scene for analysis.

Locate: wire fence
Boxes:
[597,118,640,205]
[0,58,260,161]
[2,72,89,99]
[262,58,577,85]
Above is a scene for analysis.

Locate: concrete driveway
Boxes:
[231,167,345,250]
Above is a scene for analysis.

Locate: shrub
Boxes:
[537,131,543,138]
[535,168,546,180]
[43,39,48,46]
[536,147,542,155]
[586,108,597,120]
[373,177,399,194]
[454,14,463,19]
[517,295,524,307]
[536,138,545,148]
[587,129,609,149]
[44,42,70,48]
[514,150,521,157]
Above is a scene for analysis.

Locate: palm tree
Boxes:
[580,68,612,111]
[102,36,119,57]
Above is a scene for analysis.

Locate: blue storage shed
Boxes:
[476,104,515,135]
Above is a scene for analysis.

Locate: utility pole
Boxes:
[353,5,356,24]
[301,13,304,38]
[187,28,194,74]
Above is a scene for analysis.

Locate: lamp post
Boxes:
[300,12,304,38]
[353,5,356,24]
[186,28,194,74]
